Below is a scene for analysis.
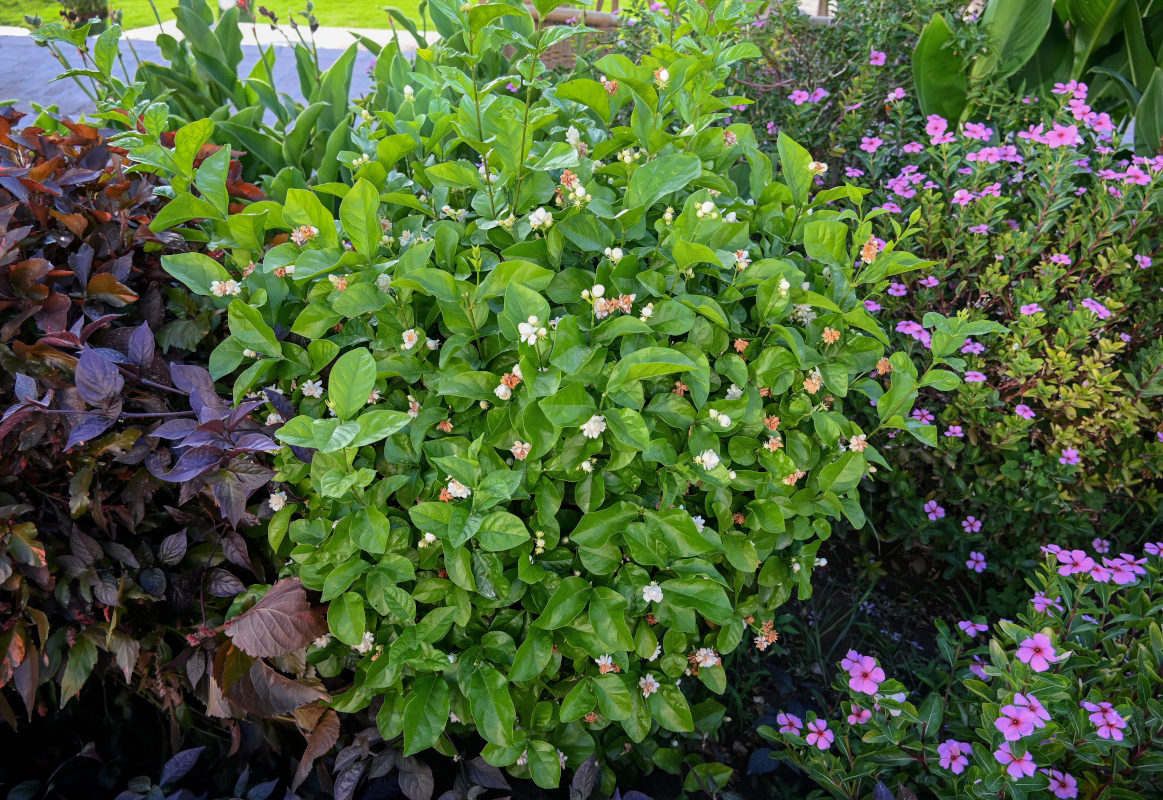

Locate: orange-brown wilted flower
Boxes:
[673,381,689,396]
[860,238,879,264]
[822,327,841,344]
[877,357,893,375]
[734,338,749,354]
[764,415,781,431]
[436,419,453,433]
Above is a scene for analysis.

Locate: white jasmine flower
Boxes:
[693,648,721,668]
[375,273,393,292]
[639,303,654,321]
[604,246,623,263]
[726,384,743,400]
[691,515,705,532]
[418,532,438,548]
[517,316,544,346]
[529,207,554,230]
[268,491,287,511]
[642,582,663,603]
[595,654,615,673]
[402,329,420,350]
[265,412,284,426]
[694,449,720,469]
[494,383,512,400]
[566,125,582,147]
[210,279,241,297]
[446,478,471,499]
[403,85,415,102]
[717,414,732,428]
[639,673,661,697]
[510,440,531,460]
[578,459,595,473]
[648,644,662,661]
[808,160,827,175]
[581,414,607,439]
[301,379,323,398]
[354,631,376,654]
[426,338,440,350]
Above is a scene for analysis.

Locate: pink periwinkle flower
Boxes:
[1150,542,1163,556]
[1056,549,1094,576]
[944,425,964,438]
[847,655,886,694]
[1020,303,1043,315]
[776,711,803,735]
[969,224,990,234]
[962,516,983,533]
[1135,254,1152,269]
[808,88,829,103]
[788,90,810,105]
[964,122,993,141]
[958,620,988,637]
[1048,253,1073,265]
[845,166,865,178]
[1080,297,1111,320]
[966,551,987,573]
[996,704,1038,741]
[864,300,881,312]
[886,87,906,102]
[847,705,871,725]
[969,656,990,681]
[1045,123,1080,148]
[961,338,986,355]
[919,275,940,288]
[887,282,908,296]
[839,649,861,672]
[1083,701,1127,741]
[911,408,934,424]
[860,136,883,153]
[1013,693,1050,726]
[869,49,886,66]
[1058,447,1081,466]
[1015,404,1036,420]
[924,500,945,521]
[1092,538,1110,554]
[995,744,1037,779]
[1016,633,1057,672]
[1032,592,1063,614]
[903,141,923,153]
[964,371,986,383]
[937,740,971,774]
[805,718,834,750]
[925,115,948,136]
[951,189,975,205]
[1043,769,1078,799]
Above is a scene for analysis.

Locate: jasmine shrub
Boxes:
[141,0,980,788]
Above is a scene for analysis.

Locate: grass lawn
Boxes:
[1,0,424,31]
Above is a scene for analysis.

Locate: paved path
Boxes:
[0,22,424,119]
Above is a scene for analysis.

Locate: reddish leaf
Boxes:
[224,658,327,717]
[293,709,340,790]
[224,578,328,658]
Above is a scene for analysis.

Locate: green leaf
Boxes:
[1135,68,1163,156]
[607,347,696,392]
[532,576,591,629]
[816,452,865,495]
[151,192,225,231]
[526,740,562,789]
[554,78,611,123]
[327,592,366,646]
[802,220,848,268]
[466,664,517,746]
[912,14,968,122]
[174,118,214,176]
[973,0,1053,79]
[228,299,280,356]
[604,408,650,451]
[467,3,525,34]
[161,252,232,296]
[284,188,339,248]
[659,578,733,625]
[329,348,376,420]
[776,132,812,205]
[510,629,554,681]
[649,683,694,732]
[60,633,98,706]
[624,154,702,210]
[93,24,121,77]
[593,674,633,721]
[340,178,380,260]
[194,146,231,217]
[403,674,451,755]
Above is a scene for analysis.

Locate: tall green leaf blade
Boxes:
[912,14,968,122]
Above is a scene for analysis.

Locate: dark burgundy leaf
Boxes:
[466,758,509,791]
[569,756,598,800]
[140,568,167,597]
[68,242,94,285]
[169,363,216,397]
[224,658,327,717]
[90,346,130,364]
[153,446,223,482]
[75,346,124,406]
[263,389,293,422]
[13,373,35,402]
[93,575,120,606]
[160,747,205,786]
[232,433,280,452]
[149,419,199,439]
[79,315,121,342]
[333,765,366,800]
[158,531,187,566]
[223,579,328,659]
[181,430,233,449]
[873,783,894,800]
[106,253,133,283]
[210,469,245,527]
[127,323,155,368]
[246,780,279,800]
[228,399,264,428]
[222,531,252,572]
[101,541,140,568]
[293,709,340,790]
[399,757,434,800]
[65,408,119,450]
[69,528,103,564]
[207,568,246,597]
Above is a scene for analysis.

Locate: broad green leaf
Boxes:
[228,299,280,356]
[403,674,450,755]
[329,348,376,420]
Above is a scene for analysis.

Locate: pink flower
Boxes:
[1092,538,1110,554]
[1080,297,1111,319]
[995,744,1036,779]
[1056,549,1094,575]
[869,49,886,66]
[969,656,989,681]
[962,339,986,354]
[1147,542,1163,556]
[886,87,906,102]
[887,282,908,296]
[840,649,861,672]
[860,136,883,153]
[1058,447,1080,466]
[919,275,940,288]
[923,500,945,521]
[1084,701,1128,740]
[995,705,1037,741]
[1013,693,1050,726]
[1015,404,1036,420]
[938,740,970,774]
[958,620,988,637]
[1135,254,1152,269]
[805,718,833,750]
[944,425,964,438]
[964,371,986,383]
[1045,123,1080,148]
[847,705,871,725]
[1032,592,1063,613]
[1016,633,1057,672]
[789,90,810,105]
[864,300,881,312]
[951,189,975,205]
[931,132,956,145]
[1020,303,1043,315]
[925,115,948,136]
[966,551,987,573]
[964,122,993,141]
[1044,769,1078,799]
[962,516,982,533]
[912,408,934,424]
[776,712,803,735]
[847,655,886,694]
[845,166,865,178]
[808,88,829,103]
[903,141,923,153]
